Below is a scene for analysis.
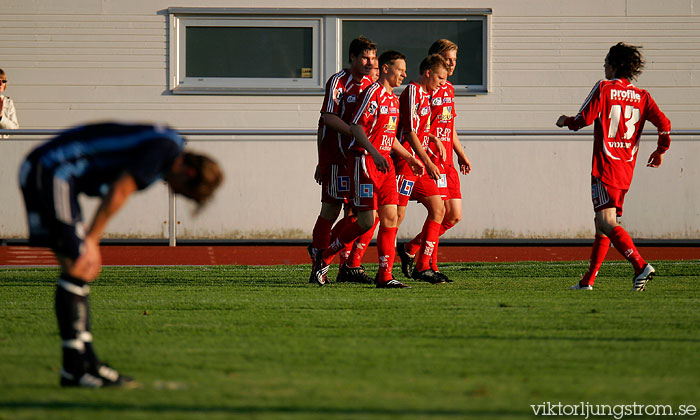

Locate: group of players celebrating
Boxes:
[309,37,472,288]
[18,36,671,388]
[309,36,671,292]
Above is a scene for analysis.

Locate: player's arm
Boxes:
[556,81,603,130]
[645,96,672,168]
[314,123,323,184]
[321,113,352,137]
[349,123,389,173]
[392,139,425,177]
[451,130,472,175]
[86,173,138,242]
[427,134,447,162]
[406,131,439,179]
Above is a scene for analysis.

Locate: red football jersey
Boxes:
[566,78,671,189]
[318,69,373,172]
[395,81,432,175]
[427,81,457,166]
[350,82,401,158]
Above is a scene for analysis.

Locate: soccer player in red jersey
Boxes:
[311,51,424,288]
[369,59,380,82]
[395,54,450,284]
[310,36,376,283]
[398,39,472,282]
[557,42,671,291]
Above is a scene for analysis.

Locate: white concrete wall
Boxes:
[1,0,699,239]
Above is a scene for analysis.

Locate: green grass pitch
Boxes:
[1,260,699,419]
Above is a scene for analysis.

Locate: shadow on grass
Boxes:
[0,401,528,418]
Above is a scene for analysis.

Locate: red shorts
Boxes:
[397,172,446,206]
[350,153,398,210]
[396,174,417,207]
[591,176,627,217]
[444,165,462,200]
[320,163,351,204]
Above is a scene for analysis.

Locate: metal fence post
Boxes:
[168,184,177,247]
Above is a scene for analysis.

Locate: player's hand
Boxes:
[426,161,441,180]
[556,115,569,128]
[647,149,664,168]
[313,164,322,185]
[409,157,425,177]
[458,154,472,175]
[430,134,447,161]
[372,152,390,173]
[72,237,102,281]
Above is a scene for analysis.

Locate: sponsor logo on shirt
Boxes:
[384,116,397,131]
[444,97,453,104]
[432,97,442,106]
[420,106,430,116]
[334,88,344,105]
[346,94,357,103]
[367,101,378,115]
[439,106,452,121]
[380,105,389,114]
[610,89,641,103]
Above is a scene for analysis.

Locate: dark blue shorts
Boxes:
[19,159,85,260]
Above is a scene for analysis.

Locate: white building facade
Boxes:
[0,0,698,240]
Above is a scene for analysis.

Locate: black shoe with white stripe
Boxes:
[336,264,373,284]
[60,369,104,388]
[633,264,655,291]
[91,363,138,388]
[60,363,138,388]
[310,253,330,286]
[396,243,415,279]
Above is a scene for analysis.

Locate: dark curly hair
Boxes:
[179,152,223,205]
[607,42,645,81]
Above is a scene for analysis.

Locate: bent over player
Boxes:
[557,42,671,291]
[19,122,223,387]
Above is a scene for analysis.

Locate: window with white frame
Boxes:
[341,18,486,92]
[168,8,489,95]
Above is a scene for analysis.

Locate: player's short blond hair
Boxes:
[419,54,448,75]
[428,39,458,56]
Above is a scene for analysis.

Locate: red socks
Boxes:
[346,218,379,268]
[404,233,421,257]
[376,226,398,281]
[414,220,441,272]
[580,235,611,286]
[608,226,646,274]
[322,220,367,264]
[311,216,333,250]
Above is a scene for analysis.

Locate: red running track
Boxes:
[0,245,697,266]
